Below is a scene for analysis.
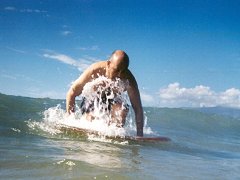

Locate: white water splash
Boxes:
[27,76,154,140]
[11,128,21,133]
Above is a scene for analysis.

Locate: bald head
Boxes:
[109,50,129,70]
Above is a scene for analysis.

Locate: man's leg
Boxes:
[80,98,95,121]
[110,102,129,127]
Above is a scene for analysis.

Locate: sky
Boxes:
[1,0,240,108]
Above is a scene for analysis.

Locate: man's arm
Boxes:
[127,75,144,136]
[66,84,81,114]
[66,65,94,114]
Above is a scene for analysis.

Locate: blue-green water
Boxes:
[1,93,240,179]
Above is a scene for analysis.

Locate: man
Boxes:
[66,50,143,136]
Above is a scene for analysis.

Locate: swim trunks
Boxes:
[80,89,129,114]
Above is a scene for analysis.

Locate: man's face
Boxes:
[107,60,123,79]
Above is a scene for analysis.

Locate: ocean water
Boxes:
[1,93,240,179]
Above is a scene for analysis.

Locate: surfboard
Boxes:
[61,125,170,142]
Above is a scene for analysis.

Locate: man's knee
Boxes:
[110,102,128,127]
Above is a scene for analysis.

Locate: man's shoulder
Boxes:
[123,69,134,79]
[122,69,137,84]
[90,61,106,70]
[86,61,106,76]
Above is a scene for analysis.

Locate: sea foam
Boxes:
[28,76,154,140]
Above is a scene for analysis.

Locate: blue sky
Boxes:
[1,0,240,107]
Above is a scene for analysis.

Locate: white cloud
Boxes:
[158,82,240,108]
[6,47,26,54]
[4,6,16,11]
[61,31,72,36]
[4,6,47,13]
[1,74,17,80]
[43,51,99,72]
[78,45,100,51]
[219,88,240,108]
[43,53,77,66]
[62,25,69,28]
[140,91,154,103]
[20,9,47,13]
